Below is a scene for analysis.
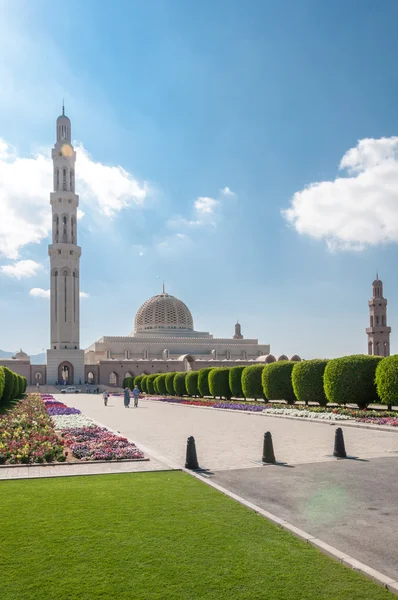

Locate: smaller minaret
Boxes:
[233,319,243,340]
[366,274,391,356]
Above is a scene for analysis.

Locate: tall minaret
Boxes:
[233,319,243,340]
[366,274,391,357]
[46,106,85,385]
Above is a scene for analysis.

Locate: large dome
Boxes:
[134,292,194,334]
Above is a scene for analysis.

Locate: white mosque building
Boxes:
[2,109,306,387]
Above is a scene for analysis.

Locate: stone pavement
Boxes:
[212,456,398,582]
[0,455,170,480]
[56,394,398,470]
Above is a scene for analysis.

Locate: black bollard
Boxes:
[333,427,347,458]
[185,436,199,470]
[262,432,276,464]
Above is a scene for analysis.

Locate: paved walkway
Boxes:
[212,456,398,581]
[56,394,398,471]
[0,456,170,480]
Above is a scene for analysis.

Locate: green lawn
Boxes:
[0,472,393,600]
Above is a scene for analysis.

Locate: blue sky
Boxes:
[0,0,398,358]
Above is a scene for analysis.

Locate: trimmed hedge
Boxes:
[209,368,231,399]
[173,372,187,396]
[186,371,199,397]
[198,368,213,398]
[291,359,328,406]
[140,375,148,394]
[146,374,158,395]
[241,365,265,400]
[124,376,134,391]
[229,366,246,398]
[155,374,168,396]
[17,375,24,397]
[134,375,144,390]
[2,367,16,403]
[324,354,382,408]
[375,356,398,408]
[166,372,176,395]
[262,361,297,404]
[0,367,5,402]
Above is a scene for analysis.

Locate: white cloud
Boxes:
[282,137,398,251]
[221,186,235,196]
[29,287,89,299]
[194,196,218,215]
[0,259,42,279]
[76,144,148,217]
[167,192,226,231]
[0,137,148,259]
[29,287,50,298]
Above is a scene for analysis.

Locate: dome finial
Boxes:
[62,99,65,116]
[162,280,165,294]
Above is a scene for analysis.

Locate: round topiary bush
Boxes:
[0,367,6,403]
[324,354,382,409]
[140,375,148,394]
[241,365,265,400]
[2,367,16,402]
[155,374,168,396]
[291,359,328,406]
[375,356,398,409]
[229,366,246,398]
[166,372,176,395]
[209,368,231,399]
[186,371,199,397]
[198,368,213,398]
[262,361,297,404]
[17,375,24,397]
[174,372,187,396]
[147,374,159,395]
[126,377,134,391]
[134,375,144,390]
[22,377,27,394]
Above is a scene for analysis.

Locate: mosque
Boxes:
[2,110,390,387]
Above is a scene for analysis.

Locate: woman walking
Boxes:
[123,387,130,408]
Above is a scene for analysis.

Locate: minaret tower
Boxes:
[233,319,243,340]
[46,106,84,385]
[366,274,391,357]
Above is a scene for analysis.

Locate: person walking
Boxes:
[103,389,109,406]
[123,387,130,408]
[132,385,140,408]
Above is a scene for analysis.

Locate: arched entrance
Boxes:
[58,362,74,385]
[109,372,118,387]
[87,371,95,385]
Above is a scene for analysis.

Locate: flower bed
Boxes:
[0,394,65,464]
[51,414,95,429]
[357,417,398,426]
[43,394,145,461]
[263,407,352,420]
[60,427,144,461]
[143,396,398,424]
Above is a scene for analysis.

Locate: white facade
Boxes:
[46,107,85,384]
[85,289,270,366]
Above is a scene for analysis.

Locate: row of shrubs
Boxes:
[123,354,398,409]
[0,366,27,406]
